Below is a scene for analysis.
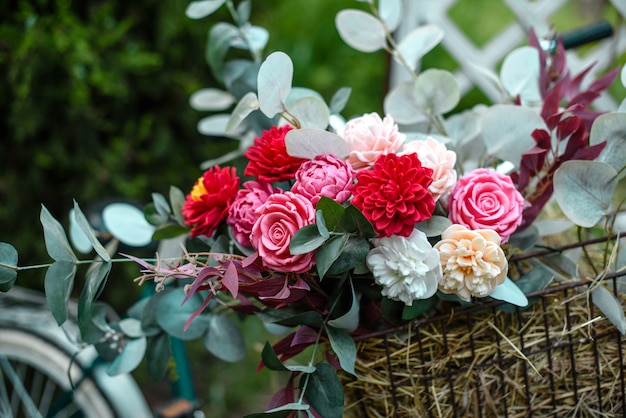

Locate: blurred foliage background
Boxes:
[0,0,624,416]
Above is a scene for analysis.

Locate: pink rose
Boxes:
[401,137,457,202]
[448,168,525,243]
[291,154,356,206]
[251,192,316,273]
[226,180,279,247]
[340,112,405,171]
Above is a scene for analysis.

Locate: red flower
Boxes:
[351,153,435,237]
[182,166,240,237]
[244,125,307,182]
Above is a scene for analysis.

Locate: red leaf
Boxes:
[183,266,221,305]
[184,293,213,331]
[266,374,297,411]
[221,260,239,298]
[587,67,621,94]
[541,84,562,125]
[556,116,581,142]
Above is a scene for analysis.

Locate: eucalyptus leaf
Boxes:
[231,25,270,53]
[107,336,147,375]
[169,185,186,226]
[185,0,227,19]
[286,96,330,130]
[395,25,444,71]
[499,46,541,103]
[226,92,259,134]
[189,88,235,111]
[118,318,145,338]
[301,363,344,418]
[532,219,574,237]
[325,326,357,377]
[236,0,251,25]
[327,280,359,331]
[589,112,626,180]
[40,205,77,262]
[0,243,18,290]
[316,234,349,279]
[68,209,93,254]
[198,114,242,138]
[415,215,452,237]
[257,51,293,118]
[325,237,370,277]
[204,315,246,362]
[383,81,428,125]
[329,87,352,115]
[592,285,626,335]
[488,277,528,307]
[152,224,190,241]
[335,9,387,53]
[413,69,459,116]
[44,260,77,325]
[152,193,171,217]
[621,64,626,87]
[72,201,111,261]
[77,261,112,328]
[378,0,402,32]
[481,104,546,165]
[553,160,618,227]
[260,341,316,373]
[207,22,239,83]
[285,128,349,160]
[102,203,155,247]
[147,333,171,381]
[155,288,210,340]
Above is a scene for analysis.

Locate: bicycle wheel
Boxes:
[0,289,152,418]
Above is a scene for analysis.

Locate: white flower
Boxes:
[366,229,442,306]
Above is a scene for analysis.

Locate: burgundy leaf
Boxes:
[569,90,600,109]
[184,293,214,331]
[570,141,606,162]
[587,67,621,94]
[183,266,221,304]
[266,374,297,411]
[541,84,562,125]
[556,116,581,142]
[566,63,595,99]
[292,325,318,346]
[221,260,239,298]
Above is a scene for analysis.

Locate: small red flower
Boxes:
[182,166,240,237]
[244,125,307,182]
[351,153,435,237]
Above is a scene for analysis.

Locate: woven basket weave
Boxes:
[342,257,626,417]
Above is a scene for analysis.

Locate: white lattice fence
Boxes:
[391,0,626,110]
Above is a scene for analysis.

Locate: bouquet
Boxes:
[2,1,626,417]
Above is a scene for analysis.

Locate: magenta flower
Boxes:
[291,154,356,206]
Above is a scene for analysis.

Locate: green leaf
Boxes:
[316,210,330,239]
[290,224,327,255]
[402,296,435,320]
[415,215,452,237]
[302,363,344,418]
[257,51,293,118]
[327,279,359,331]
[152,192,172,217]
[514,265,554,294]
[325,326,357,377]
[316,197,347,231]
[0,242,18,292]
[553,160,618,227]
[155,288,210,340]
[344,205,376,237]
[77,261,112,328]
[335,9,386,53]
[244,404,308,418]
[44,260,76,325]
[260,342,316,373]
[152,223,190,241]
[147,333,171,381]
[316,234,349,279]
[107,336,147,375]
[324,237,370,277]
[413,69,460,115]
[592,285,626,334]
[40,205,77,262]
[144,202,168,226]
[81,303,109,345]
[204,315,246,362]
[119,318,145,338]
[256,308,324,329]
[72,201,111,262]
[207,22,239,83]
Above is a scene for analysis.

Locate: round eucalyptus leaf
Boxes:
[532,219,574,237]
[230,25,269,53]
[444,108,482,146]
[286,96,330,129]
[378,0,402,32]
[204,315,246,362]
[590,112,626,180]
[118,318,144,338]
[335,9,387,53]
[621,64,626,88]
[489,277,528,307]
[481,104,545,165]
[198,114,241,138]
[257,51,293,118]
[185,0,227,19]
[285,128,350,159]
[500,46,541,103]
[68,209,93,254]
[413,69,460,116]
[226,92,259,134]
[383,81,428,125]
[0,242,18,288]
[553,160,618,228]
[155,288,210,340]
[106,336,147,376]
[396,25,444,71]
[102,203,155,247]
[189,88,235,111]
[285,87,324,106]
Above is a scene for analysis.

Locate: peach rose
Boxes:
[434,224,507,301]
[401,137,457,201]
[340,112,405,171]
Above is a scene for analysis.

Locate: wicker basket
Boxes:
[342,249,626,417]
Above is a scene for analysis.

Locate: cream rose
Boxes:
[401,137,457,201]
[434,224,507,302]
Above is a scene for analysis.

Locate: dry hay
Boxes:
[341,279,626,417]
